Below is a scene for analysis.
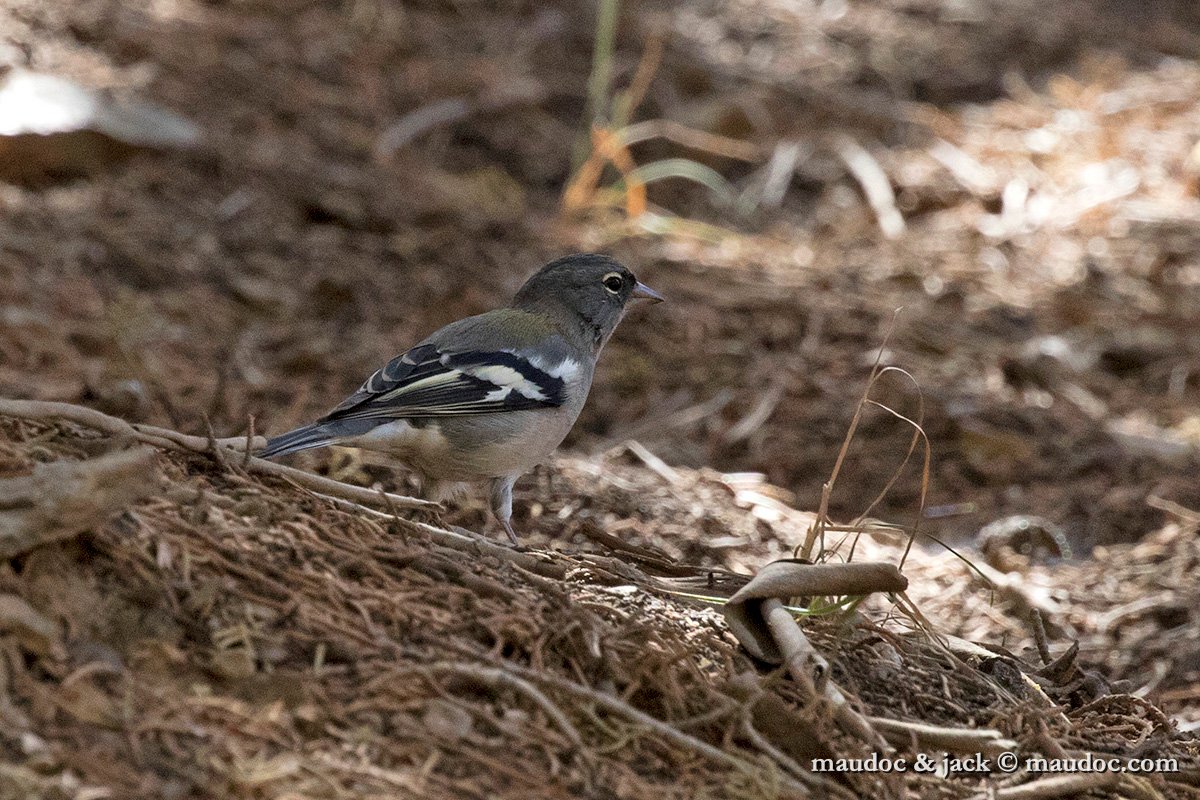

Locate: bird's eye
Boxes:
[602,273,624,293]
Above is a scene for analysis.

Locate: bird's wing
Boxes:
[319,342,575,422]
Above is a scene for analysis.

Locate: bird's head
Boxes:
[512,253,663,350]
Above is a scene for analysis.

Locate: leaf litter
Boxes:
[1,406,1198,799]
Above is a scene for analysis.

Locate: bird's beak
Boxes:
[632,281,665,303]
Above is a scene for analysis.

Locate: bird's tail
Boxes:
[259,423,336,459]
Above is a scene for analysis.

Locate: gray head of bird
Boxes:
[512,253,663,350]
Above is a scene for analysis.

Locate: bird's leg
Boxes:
[489,474,519,544]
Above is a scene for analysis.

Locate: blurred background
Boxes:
[2,0,1200,552]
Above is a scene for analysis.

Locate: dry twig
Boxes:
[869,717,1018,758]
[503,660,819,798]
[966,770,1122,800]
[762,598,887,752]
[831,133,905,239]
[0,399,436,512]
[420,662,586,752]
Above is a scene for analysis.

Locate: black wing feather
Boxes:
[320,344,568,422]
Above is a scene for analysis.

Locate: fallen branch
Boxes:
[331,494,687,589]
[0,399,436,512]
[260,462,438,512]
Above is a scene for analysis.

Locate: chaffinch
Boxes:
[260,253,663,542]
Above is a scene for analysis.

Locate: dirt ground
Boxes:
[2,0,1200,798]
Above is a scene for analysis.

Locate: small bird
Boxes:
[260,253,663,542]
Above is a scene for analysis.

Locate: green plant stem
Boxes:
[575,0,621,168]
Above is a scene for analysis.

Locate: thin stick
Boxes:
[313,495,568,580]
[613,36,663,129]
[0,398,139,439]
[869,717,1018,758]
[376,97,471,155]
[723,375,787,445]
[762,599,886,751]
[0,399,436,511]
[421,662,585,751]
[623,440,682,485]
[800,310,902,561]
[1146,494,1200,526]
[832,133,905,239]
[509,663,813,798]
[375,79,548,159]
[1030,609,1051,665]
[966,771,1121,800]
[251,459,437,511]
[616,119,762,162]
[739,715,854,797]
[577,0,621,168]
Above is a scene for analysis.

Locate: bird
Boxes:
[259,253,663,543]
